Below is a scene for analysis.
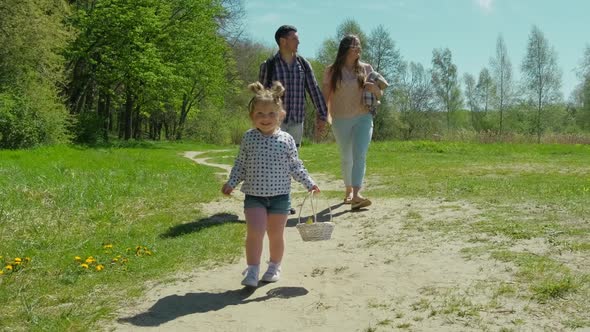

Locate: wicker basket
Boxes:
[295,191,334,241]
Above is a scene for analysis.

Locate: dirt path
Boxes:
[111,151,564,331]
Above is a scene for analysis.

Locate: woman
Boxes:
[322,35,381,210]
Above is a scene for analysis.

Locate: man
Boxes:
[259,25,328,147]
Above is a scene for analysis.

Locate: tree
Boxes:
[431,48,462,132]
[336,19,368,47]
[216,0,245,44]
[363,25,403,140]
[579,44,590,79]
[365,25,403,83]
[396,61,435,138]
[475,68,495,132]
[476,68,494,113]
[463,73,478,129]
[490,35,513,135]
[521,25,562,143]
[66,0,231,142]
[316,18,367,66]
[0,0,71,148]
[574,44,590,131]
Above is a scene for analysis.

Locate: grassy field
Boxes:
[1,141,589,330]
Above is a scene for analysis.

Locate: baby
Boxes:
[363,71,389,115]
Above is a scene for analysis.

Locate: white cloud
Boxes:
[476,0,493,13]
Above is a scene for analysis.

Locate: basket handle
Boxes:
[297,190,331,224]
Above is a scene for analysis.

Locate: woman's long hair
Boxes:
[328,35,365,93]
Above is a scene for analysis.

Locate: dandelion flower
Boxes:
[103,244,113,249]
[95,264,104,271]
[14,258,22,263]
[80,264,89,269]
[85,257,96,264]
[75,256,82,261]
[6,265,13,271]
[25,257,31,262]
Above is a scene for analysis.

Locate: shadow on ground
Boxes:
[160,213,243,238]
[118,286,309,327]
[286,202,366,227]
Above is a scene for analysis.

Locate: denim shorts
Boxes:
[244,194,291,215]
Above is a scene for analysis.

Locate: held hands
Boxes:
[309,185,320,193]
[221,183,233,195]
[314,119,326,142]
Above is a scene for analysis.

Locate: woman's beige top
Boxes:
[323,62,373,120]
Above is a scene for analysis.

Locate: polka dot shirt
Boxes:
[227,129,316,196]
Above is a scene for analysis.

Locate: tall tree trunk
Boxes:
[537,91,542,144]
[176,96,190,140]
[104,94,111,141]
[124,89,133,140]
[97,90,110,142]
[133,104,142,139]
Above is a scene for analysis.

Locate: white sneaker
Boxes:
[261,262,281,282]
[241,265,259,287]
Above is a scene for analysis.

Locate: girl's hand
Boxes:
[309,185,320,193]
[221,183,233,195]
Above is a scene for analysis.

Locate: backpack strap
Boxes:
[265,56,275,88]
[296,55,310,74]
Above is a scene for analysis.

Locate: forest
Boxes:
[2,0,590,149]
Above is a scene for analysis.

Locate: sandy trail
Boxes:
[111,150,562,332]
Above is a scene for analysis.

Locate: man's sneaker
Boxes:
[241,265,259,287]
[261,262,281,283]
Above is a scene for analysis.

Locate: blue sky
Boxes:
[244,0,589,100]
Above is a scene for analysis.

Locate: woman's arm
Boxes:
[363,63,383,99]
[364,82,383,99]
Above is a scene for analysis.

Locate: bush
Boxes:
[0,92,43,148]
[0,82,70,149]
[72,111,106,145]
[182,108,250,145]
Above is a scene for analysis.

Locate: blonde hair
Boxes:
[247,81,286,114]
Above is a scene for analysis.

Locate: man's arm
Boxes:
[301,58,328,122]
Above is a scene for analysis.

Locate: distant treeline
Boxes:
[1,1,589,148]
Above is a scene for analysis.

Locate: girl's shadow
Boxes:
[160,213,242,238]
[118,286,308,327]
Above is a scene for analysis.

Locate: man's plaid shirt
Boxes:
[259,53,328,124]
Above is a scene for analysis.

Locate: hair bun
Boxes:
[248,82,265,94]
[270,81,285,98]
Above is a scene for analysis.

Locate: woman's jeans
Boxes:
[331,113,373,188]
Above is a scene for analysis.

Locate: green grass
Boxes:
[1,140,590,330]
[0,143,244,331]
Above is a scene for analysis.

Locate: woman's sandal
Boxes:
[351,198,372,210]
[343,196,353,204]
